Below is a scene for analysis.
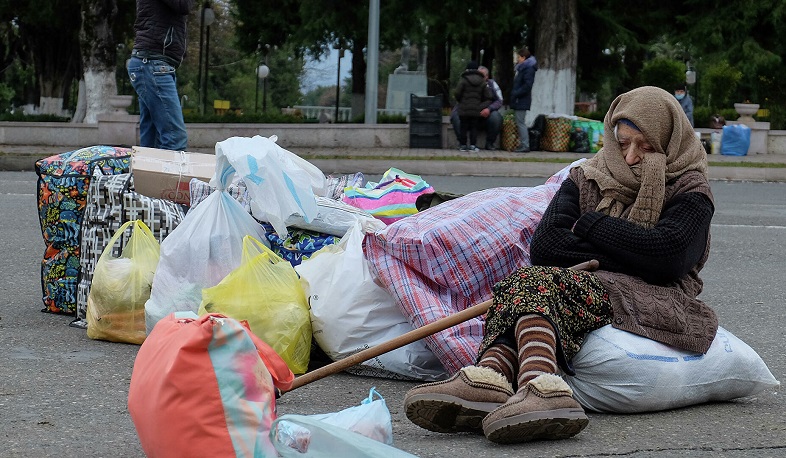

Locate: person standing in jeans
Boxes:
[510,47,538,152]
[127,0,194,151]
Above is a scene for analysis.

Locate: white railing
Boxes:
[289,105,409,122]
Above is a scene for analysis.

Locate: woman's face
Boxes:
[616,123,656,167]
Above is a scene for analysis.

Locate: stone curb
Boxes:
[2,146,786,182]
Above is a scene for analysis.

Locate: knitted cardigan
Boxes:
[530,167,718,353]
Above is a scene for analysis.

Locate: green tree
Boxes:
[678,0,786,105]
[639,57,685,92]
[700,60,742,110]
[0,0,83,114]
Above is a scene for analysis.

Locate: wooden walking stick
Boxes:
[285,259,599,392]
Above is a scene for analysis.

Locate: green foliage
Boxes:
[639,58,685,92]
[0,83,14,112]
[693,106,738,129]
[183,111,304,124]
[379,113,407,124]
[700,60,742,110]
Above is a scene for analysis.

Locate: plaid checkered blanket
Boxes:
[363,161,583,373]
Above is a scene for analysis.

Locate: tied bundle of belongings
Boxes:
[720,124,751,156]
[565,325,779,413]
[87,220,159,344]
[129,312,294,457]
[342,168,434,225]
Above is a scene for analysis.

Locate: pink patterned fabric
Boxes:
[363,163,580,373]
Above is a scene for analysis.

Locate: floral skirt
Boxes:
[479,266,614,371]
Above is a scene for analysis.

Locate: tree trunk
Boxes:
[494,32,517,106]
[530,0,578,119]
[79,0,120,123]
[426,27,450,108]
[72,79,87,123]
[27,27,80,115]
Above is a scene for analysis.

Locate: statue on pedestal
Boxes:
[394,40,427,74]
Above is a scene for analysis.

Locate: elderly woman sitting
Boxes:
[404,86,715,444]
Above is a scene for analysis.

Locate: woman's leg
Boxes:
[482,312,588,444]
[514,314,558,386]
[477,343,517,385]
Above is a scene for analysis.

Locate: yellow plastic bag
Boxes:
[199,235,312,374]
[87,220,160,344]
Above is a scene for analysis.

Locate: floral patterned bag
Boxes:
[36,146,131,315]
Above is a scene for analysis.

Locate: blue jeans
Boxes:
[127,56,188,151]
[514,110,529,151]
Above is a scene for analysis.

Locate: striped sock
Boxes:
[515,314,558,388]
[477,343,517,387]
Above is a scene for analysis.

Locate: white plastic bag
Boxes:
[565,325,780,413]
[144,158,269,333]
[286,196,386,236]
[295,222,447,381]
[214,135,326,236]
[272,388,417,458]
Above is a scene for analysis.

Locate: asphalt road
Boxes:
[1,171,785,457]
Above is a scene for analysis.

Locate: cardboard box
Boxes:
[131,147,216,205]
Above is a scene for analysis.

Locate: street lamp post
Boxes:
[335,44,343,122]
[686,64,697,107]
[199,2,215,115]
[256,62,269,113]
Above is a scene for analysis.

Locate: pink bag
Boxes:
[342,168,434,224]
[128,312,294,457]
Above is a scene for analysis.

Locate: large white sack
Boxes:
[565,325,780,413]
[295,223,447,381]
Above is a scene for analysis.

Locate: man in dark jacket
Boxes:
[451,66,504,150]
[127,0,194,151]
[454,61,493,152]
[510,47,538,152]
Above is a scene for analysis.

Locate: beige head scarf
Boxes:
[579,86,707,228]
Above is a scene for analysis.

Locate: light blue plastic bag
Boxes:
[720,124,751,156]
[271,388,417,458]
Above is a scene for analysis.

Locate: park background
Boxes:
[1,0,784,129]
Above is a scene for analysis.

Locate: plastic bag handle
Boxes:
[241,235,284,265]
[100,220,155,258]
[362,387,384,405]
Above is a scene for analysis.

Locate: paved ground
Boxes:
[1,147,785,456]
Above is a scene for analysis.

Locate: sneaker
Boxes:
[459,145,469,151]
[482,374,588,444]
[485,144,497,151]
[404,366,514,434]
[512,147,530,153]
[469,145,480,152]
